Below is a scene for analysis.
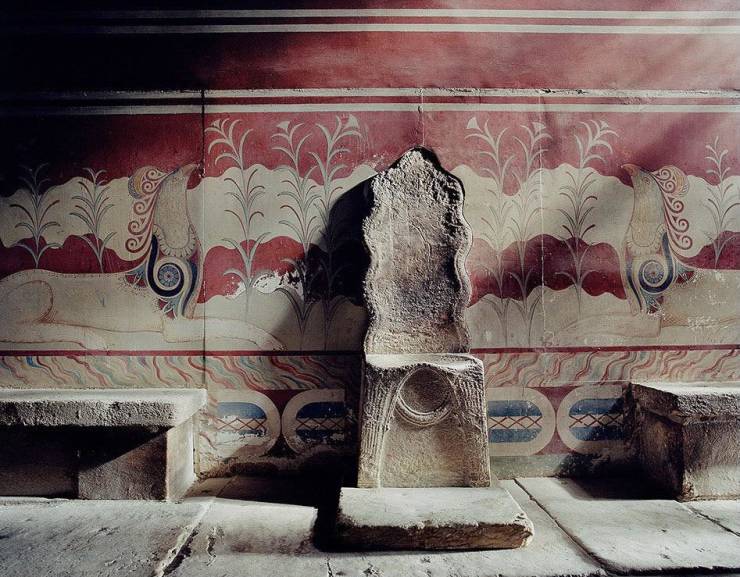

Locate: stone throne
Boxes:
[335,149,532,550]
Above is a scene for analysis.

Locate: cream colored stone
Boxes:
[688,499,740,536]
[0,388,206,500]
[633,382,740,422]
[335,485,533,550]
[517,477,740,574]
[359,353,488,488]
[631,382,740,500]
[363,149,472,355]
[0,499,208,577]
[357,150,489,490]
[0,388,206,427]
[345,149,529,551]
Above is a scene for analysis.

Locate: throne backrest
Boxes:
[362,148,473,354]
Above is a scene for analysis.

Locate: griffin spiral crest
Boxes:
[650,165,693,252]
[639,258,668,289]
[128,166,169,199]
[150,256,190,298]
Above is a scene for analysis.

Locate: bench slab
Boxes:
[0,388,205,428]
[631,382,740,500]
[632,382,740,423]
[0,388,207,500]
[335,485,532,550]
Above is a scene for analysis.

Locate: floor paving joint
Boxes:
[513,477,608,574]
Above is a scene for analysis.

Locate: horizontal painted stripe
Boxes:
[17,10,740,20]
[474,344,739,354]
[570,398,624,415]
[207,103,740,112]
[0,105,203,116]
[488,400,542,417]
[296,401,346,419]
[9,23,740,34]
[217,401,267,419]
[3,88,739,101]
[489,428,541,443]
[570,426,624,441]
[0,350,358,357]
[206,88,740,100]
[3,103,740,116]
[0,344,735,356]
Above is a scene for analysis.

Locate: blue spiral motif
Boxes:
[637,234,675,295]
[147,236,185,298]
[157,263,182,289]
[640,259,665,287]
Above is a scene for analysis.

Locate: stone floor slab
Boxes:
[688,499,740,536]
[0,499,207,577]
[328,481,606,577]
[335,484,532,550]
[517,477,740,575]
[167,496,324,577]
[3,476,738,577]
[172,478,605,577]
[190,498,317,555]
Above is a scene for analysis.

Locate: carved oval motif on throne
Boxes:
[395,367,453,428]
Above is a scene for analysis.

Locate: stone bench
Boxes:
[0,388,206,501]
[631,382,740,500]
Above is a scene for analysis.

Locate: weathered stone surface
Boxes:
[357,150,490,491]
[0,388,206,427]
[168,482,325,577]
[327,480,605,577]
[335,484,533,550]
[4,475,740,577]
[79,420,196,500]
[350,148,505,551]
[0,499,207,577]
[631,382,740,500]
[12,475,740,577]
[363,148,472,355]
[359,353,489,488]
[167,417,198,499]
[0,428,77,496]
[633,382,740,422]
[187,498,317,555]
[517,477,740,574]
[0,389,205,500]
[688,499,740,536]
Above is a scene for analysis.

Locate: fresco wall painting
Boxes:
[0,0,740,475]
[1,90,737,476]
